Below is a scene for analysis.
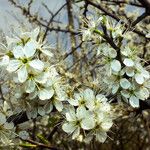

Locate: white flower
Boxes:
[121,88,139,108]
[62,106,95,139]
[6,43,44,83]
[81,16,103,41]
[68,88,95,110]
[6,27,40,46]
[84,112,113,143]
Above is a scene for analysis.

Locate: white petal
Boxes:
[96,94,107,102]
[23,40,37,58]
[38,88,54,100]
[100,103,111,112]
[96,131,107,143]
[126,67,134,77]
[18,66,28,83]
[4,122,14,129]
[74,93,82,101]
[121,90,130,98]
[44,102,53,114]
[62,122,76,133]
[142,70,149,79]
[139,87,149,100]
[135,73,144,84]
[123,58,134,67]
[38,106,45,116]
[54,100,63,112]
[0,55,9,66]
[112,83,119,94]
[129,96,139,108]
[0,113,6,125]
[19,131,29,140]
[72,127,80,139]
[101,120,113,131]
[13,46,24,58]
[34,72,47,84]
[7,60,20,72]
[0,43,7,52]
[25,79,35,93]
[6,36,18,46]
[81,116,95,130]
[29,59,44,71]
[68,98,79,106]
[76,106,87,120]
[66,107,76,121]
[109,48,117,58]
[145,80,150,88]
[111,60,121,72]
[83,89,95,110]
[120,78,131,89]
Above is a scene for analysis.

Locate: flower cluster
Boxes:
[120,47,150,107]
[103,45,150,108]
[82,15,150,108]
[62,89,115,143]
[0,28,67,117]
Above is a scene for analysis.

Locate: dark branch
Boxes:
[131,12,149,27]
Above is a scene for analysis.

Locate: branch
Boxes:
[9,0,77,34]
[138,0,150,14]
[42,2,67,41]
[86,0,149,38]
[22,139,60,150]
[86,0,120,21]
[131,12,149,27]
[101,0,143,8]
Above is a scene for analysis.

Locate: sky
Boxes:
[0,0,66,34]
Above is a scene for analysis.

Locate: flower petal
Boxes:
[81,116,95,130]
[123,58,134,67]
[120,78,131,89]
[29,59,44,71]
[23,40,37,58]
[129,96,139,108]
[13,46,24,58]
[126,67,134,77]
[72,127,80,139]
[25,79,35,93]
[7,60,20,72]
[62,122,76,133]
[135,73,144,84]
[54,100,63,112]
[101,120,113,131]
[111,60,121,72]
[96,131,107,143]
[38,88,54,100]
[18,65,28,83]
